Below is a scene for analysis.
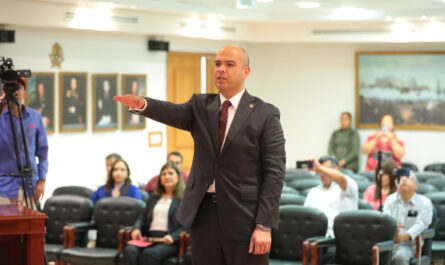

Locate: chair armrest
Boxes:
[421,228,435,240]
[372,240,394,265]
[66,222,96,232]
[414,228,435,259]
[178,232,191,259]
[310,238,336,265]
[302,236,327,265]
[63,222,96,249]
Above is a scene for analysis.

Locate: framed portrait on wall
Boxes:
[356,51,445,130]
[26,72,56,134]
[59,72,88,132]
[92,74,118,132]
[121,74,146,130]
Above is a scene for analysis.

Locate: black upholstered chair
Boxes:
[60,197,145,265]
[426,178,445,191]
[409,206,437,265]
[424,163,445,175]
[424,192,445,261]
[52,185,94,199]
[282,185,299,195]
[280,193,306,206]
[43,195,93,264]
[416,183,438,195]
[402,162,419,172]
[310,210,396,265]
[285,169,317,183]
[287,179,321,194]
[269,205,328,265]
[356,179,371,198]
[358,171,376,182]
[139,189,149,203]
[358,199,373,210]
[415,171,445,183]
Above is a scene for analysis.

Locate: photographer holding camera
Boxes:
[362,114,405,171]
[383,170,433,265]
[304,155,358,237]
[0,77,48,207]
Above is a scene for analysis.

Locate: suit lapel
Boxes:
[219,91,255,158]
[207,95,220,154]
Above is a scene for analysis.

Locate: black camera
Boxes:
[392,168,411,184]
[296,160,314,169]
[0,57,31,93]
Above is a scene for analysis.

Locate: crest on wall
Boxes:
[49,42,64,68]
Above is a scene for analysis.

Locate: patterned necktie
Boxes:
[219,100,232,150]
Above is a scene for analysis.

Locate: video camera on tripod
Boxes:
[0,57,31,93]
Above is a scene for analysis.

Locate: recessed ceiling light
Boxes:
[385,16,393,21]
[421,15,428,20]
[330,7,375,20]
[296,2,320,9]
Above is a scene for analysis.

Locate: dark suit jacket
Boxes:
[140,91,286,241]
[133,195,183,243]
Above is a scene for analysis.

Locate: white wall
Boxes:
[248,42,445,172]
[0,26,238,203]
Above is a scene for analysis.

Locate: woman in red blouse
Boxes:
[362,114,405,172]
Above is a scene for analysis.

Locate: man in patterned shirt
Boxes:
[383,171,433,265]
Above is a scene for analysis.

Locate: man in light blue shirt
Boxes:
[0,78,48,206]
[383,172,433,265]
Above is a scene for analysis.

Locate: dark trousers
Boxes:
[190,194,269,265]
[124,231,178,265]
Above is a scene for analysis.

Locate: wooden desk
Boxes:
[0,204,47,265]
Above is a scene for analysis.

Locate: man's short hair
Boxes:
[318,155,339,167]
[168,151,183,161]
[341,112,352,119]
[106,153,122,161]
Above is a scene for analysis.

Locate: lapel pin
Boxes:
[249,103,255,109]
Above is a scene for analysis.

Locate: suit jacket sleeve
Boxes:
[256,105,286,229]
[140,96,194,132]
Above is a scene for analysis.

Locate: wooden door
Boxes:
[167,52,216,173]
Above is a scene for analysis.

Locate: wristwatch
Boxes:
[256,224,271,231]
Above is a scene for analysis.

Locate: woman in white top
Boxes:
[124,162,185,265]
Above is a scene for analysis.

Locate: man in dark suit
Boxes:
[115,45,286,265]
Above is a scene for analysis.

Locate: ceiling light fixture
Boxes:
[296,2,320,9]
[330,7,375,20]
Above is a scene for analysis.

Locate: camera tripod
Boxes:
[1,83,48,265]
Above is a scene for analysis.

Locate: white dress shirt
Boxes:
[304,175,358,238]
[207,88,245,193]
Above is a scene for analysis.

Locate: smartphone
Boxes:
[296,161,314,169]
[382,124,389,135]
[373,151,392,162]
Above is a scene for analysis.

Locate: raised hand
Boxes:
[114,94,145,109]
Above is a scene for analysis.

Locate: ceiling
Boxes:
[36,0,445,22]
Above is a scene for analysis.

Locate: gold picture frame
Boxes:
[59,72,88,132]
[148,131,163,147]
[92,74,118,132]
[121,74,147,130]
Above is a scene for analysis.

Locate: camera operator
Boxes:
[304,155,359,237]
[362,114,405,171]
[383,171,433,265]
[0,77,48,207]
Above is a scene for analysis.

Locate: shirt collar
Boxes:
[1,104,29,117]
[397,192,417,205]
[219,88,245,111]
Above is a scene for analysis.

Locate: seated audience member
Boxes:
[98,153,122,186]
[362,114,405,171]
[383,171,433,265]
[363,161,397,210]
[328,112,360,172]
[90,159,142,204]
[304,155,359,237]
[124,162,185,265]
[144,151,188,194]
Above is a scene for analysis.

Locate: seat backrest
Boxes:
[280,193,306,206]
[426,178,445,191]
[425,192,445,240]
[334,210,396,265]
[281,185,299,195]
[287,179,321,193]
[94,197,145,248]
[402,162,419,172]
[415,172,445,183]
[285,169,316,183]
[140,189,149,203]
[52,185,94,198]
[358,171,375,182]
[424,163,445,175]
[270,205,328,261]
[358,199,373,210]
[43,195,93,245]
[416,183,438,195]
